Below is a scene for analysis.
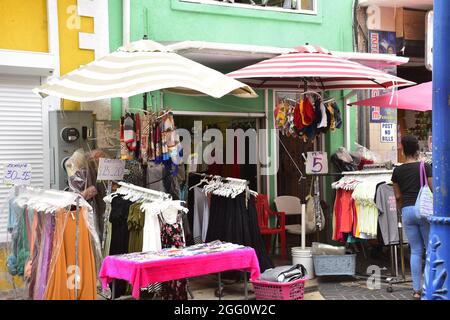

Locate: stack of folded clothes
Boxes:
[259,264,307,283]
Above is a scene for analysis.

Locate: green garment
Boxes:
[127,202,145,253]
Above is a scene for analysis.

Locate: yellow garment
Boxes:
[275,102,287,128]
[354,201,360,238]
[44,208,97,300]
[327,103,336,132]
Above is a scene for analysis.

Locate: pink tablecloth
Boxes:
[99,247,261,299]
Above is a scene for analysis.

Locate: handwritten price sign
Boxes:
[306,152,328,175]
[97,158,125,181]
[3,163,32,186]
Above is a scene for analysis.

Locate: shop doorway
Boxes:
[174,113,265,194]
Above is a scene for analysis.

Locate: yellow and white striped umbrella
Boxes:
[34,40,257,101]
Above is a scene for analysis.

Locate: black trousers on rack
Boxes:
[206,193,273,272]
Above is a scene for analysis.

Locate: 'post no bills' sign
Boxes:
[97,158,125,181]
[380,123,396,143]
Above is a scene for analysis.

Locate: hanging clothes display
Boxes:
[6,187,101,300]
[274,94,342,143]
[103,182,188,299]
[188,174,273,272]
[331,171,398,243]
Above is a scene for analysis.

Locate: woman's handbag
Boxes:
[415,161,433,219]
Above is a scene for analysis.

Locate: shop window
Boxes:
[180,0,317,14]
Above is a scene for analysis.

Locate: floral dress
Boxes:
[159,212,188,300]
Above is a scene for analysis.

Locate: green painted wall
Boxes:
[131,0,353,50]
[109,0,124,120]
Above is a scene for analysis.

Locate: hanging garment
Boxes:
[123,160,144,187]
[206,193,273,272]
[326,103,336,132]
[127,203,145,253]
[193,187,210,244]
[109,196,132,298]
[375,183,408,245]
[26,210,40,298]
[34,213,55,300]
[147,162,165,191]
[317,102,328,129]
[44,208,97,300]
[142,206,163,253]
[135,113,141,160]
[120,117,131,160]
[141,115,150,163]
[7,201,29,277]
[124,115,137,154]
[159,212,188,300]
[332,102,343,129]
[300,98,316,126]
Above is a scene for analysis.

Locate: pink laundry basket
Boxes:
[251,277,307,300]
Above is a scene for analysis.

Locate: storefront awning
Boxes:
[164,41,410,72]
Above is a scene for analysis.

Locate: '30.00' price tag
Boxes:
[3,163,32,186]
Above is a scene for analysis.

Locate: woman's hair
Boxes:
[402,135,420,157]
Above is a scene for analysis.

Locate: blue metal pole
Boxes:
[423,0,450,300]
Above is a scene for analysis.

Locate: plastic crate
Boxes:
[313,254,356,276]
[251,277,307,300]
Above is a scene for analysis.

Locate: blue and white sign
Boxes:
[381,123,396,143]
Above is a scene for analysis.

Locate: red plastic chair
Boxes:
[255,194,287,258]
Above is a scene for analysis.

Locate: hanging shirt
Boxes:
[317,102,328,129]
[193,187,211,244]
[127,202,145,253]
[376,183,408,245]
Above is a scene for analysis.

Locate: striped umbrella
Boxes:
[228,45,414,90]
[33,40,257,102]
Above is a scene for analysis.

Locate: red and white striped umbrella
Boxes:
[228,45,414,90]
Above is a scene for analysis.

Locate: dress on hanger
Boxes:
[159,212,188,300]
[45,207,97,300]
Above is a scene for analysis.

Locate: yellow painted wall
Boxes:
[57,0,95,110]
[0,0,49,52]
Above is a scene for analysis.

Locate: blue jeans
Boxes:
[402,206,430,291]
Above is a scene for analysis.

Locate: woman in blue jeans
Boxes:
[392,136,432,300]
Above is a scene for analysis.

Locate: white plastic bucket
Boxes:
[292,247,315,280]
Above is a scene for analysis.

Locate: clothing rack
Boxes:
[190,173,258,198]
[12,186,83,301]
[341,169,393,176]
[117,181,172,200]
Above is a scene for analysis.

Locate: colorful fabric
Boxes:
[300,98,315,126]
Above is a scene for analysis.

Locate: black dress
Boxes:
[109,195,132,298]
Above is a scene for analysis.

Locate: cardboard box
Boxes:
[396,8,426,41]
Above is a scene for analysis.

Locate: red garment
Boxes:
[333,189,344,242]
[358,158,374,170]
[294,102,303,130]
[301,98,316,126]
[339,190,354,233]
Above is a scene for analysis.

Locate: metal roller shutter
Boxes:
[0,75,45,243]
